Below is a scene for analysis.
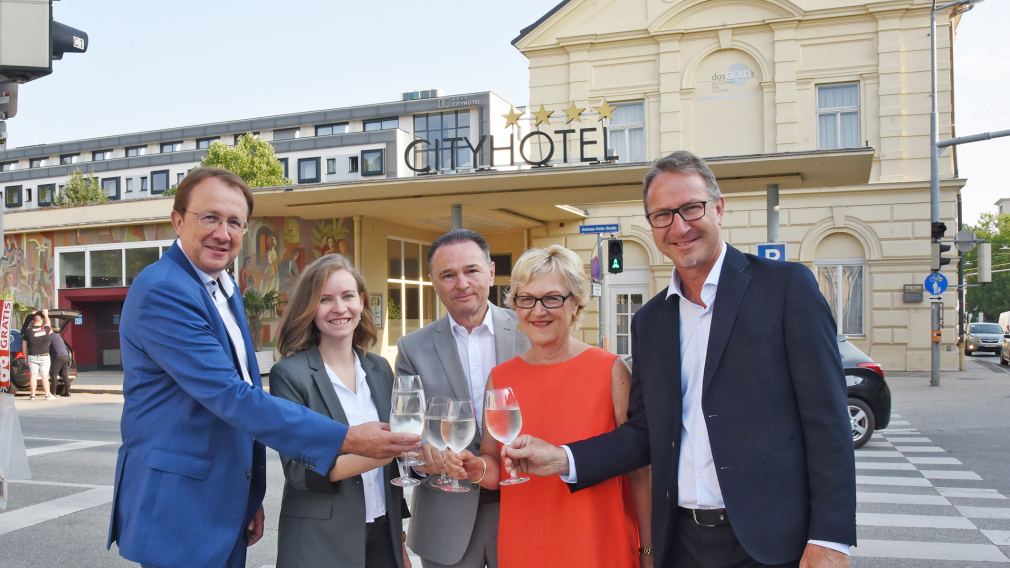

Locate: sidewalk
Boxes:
[72,370,272,395]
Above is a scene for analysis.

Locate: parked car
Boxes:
[9,309,80,395]
[624,335,891,449]
[965,322,1003,357]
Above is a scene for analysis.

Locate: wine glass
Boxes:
[390,390,424,487]
[439,399,476,493]
[424,396,452,489]
[484,387,529,485]
[393,375,425,467]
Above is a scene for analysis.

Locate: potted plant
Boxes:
[242,288,280,374]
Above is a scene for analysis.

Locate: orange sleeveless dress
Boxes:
[493,347,640,568]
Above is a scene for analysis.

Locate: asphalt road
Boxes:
[0,358,1007,567]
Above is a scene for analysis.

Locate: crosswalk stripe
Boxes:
[878,436,932,443]
[856,475,932,487]
[857,512,976,529]
[854,450,904,458]
[920,470,983,480]
[981,529,1010,546]
[907,456,962,465]
[881,428,918,433]
[853,539,1008,562]
[936,487,1007,499]
[956,506,1010,519]
[857,492,950,505]
[863,441,893,448]
[25,440,115,457]
[894,446,945,453]
[855,462,916,471]
[0,487,113,536]
[888,420,911,426]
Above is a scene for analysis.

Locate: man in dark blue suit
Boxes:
[107,168,419,568]
[506,151,856,567]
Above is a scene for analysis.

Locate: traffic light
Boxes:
[608,239,624,274]
[931,242,953,271]
[0,2,88,85]
[931,221,947,240]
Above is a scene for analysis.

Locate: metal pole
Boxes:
[598,233,606,349]
[451,204,462,230]
[930,0,941,387]
[766,184,780,243]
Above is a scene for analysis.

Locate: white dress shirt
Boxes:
[179,241,251,384]
[447,304,496,429]
[325,354,386,523]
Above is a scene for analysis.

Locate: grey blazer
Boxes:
[270,346,406,568]
[395,303,529,565]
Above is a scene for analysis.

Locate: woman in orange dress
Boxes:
[458,244,652,568]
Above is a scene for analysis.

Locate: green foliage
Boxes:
[201,135,290,188]
[243,288,281,350]
[0,291,33,320]
[53,170,107,207]
[163,185,178,197]
[965,213,1010,321]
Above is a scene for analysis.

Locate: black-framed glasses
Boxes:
[513,293,572,310]
[185,211,248,235]
[645,198,715,229]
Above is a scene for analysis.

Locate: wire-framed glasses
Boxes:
[186,211,249,235]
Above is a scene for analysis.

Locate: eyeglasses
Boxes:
[513,293,572,310]
[185,211,248,235]
[645,198,715,229]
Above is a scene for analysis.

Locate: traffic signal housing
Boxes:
[608,239,624,274]
[931,242,953,271]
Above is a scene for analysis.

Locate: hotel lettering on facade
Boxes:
[1,0,967,372]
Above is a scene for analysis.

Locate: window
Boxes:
[141,176,149,192]
[160,141,182,153]
[233,132,259,145]
[364,117,398,131]
[817,83,860,150]
[59,251,86,288]
[60,154,79,165]
[273,128,300,141]
[196,137,219,149]
[177,173,185,185]
[613,292,645,356]
[58,242,173,290]
[386,238,438,345]
[151,170,170,194]
[361,149,383,176]
[125,247,160,284]
[30,157,48,168]
[279,158,289,178]
[348,156,359,173]
[90,249,124,287]
[4,185,22,208]
[126,178,135,193]
[38,183,55,206]
[298,157,320,183]
[606,102,645,163]
[1,161,17,172]
[413,110,471,172]
[817,262,864,335]
[490,254,512,277]
[126,145,147,157]
[92,149,112,161]
[101,177,121,200]
[326,158,336,175]
[25,187,32,202]
[315,123,348,137]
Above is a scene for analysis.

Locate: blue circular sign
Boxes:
[924,273,948,296]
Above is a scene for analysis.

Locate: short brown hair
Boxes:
[276,254,377,356]
[642,150,721,205]
[173,167,254,217]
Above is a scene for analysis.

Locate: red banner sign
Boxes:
[0,300,12,391]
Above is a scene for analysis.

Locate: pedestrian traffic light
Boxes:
[0,2,88,85]
[931,242,953,271]
[931,221,947,240]
[608,239,624,274]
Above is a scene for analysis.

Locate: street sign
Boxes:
[924,273,948,296]
[579,224,619,234]
[591,282,602,297]
[590,256,601,280]
[757,242,786,261]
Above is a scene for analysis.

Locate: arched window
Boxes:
[815,233,865,336]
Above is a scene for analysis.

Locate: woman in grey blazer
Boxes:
[271,254,410,568]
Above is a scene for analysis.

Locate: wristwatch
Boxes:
[639,545,654,556]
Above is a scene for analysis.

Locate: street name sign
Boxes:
[579,224,619,234]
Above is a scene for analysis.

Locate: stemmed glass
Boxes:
[439,399,476,493]
[393,375,425,467]
[484,387,529,485]
[389,390,424,487]
[423,396,452,489]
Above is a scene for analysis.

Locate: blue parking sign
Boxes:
[757,243,786,261]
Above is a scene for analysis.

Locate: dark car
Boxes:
[623,336,891,449]
[9,309,80,395]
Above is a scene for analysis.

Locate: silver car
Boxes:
[966,322,1003,356]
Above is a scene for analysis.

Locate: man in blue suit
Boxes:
[108,168,419,568]
[506,151,856,568]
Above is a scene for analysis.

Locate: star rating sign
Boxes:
[532,104,554,127]
[503,106,523,128]
[563,101,585,124]
[594,100,616,122]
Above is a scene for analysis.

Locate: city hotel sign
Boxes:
[404,101,619,173]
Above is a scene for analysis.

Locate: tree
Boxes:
[242,288,281,351]
[53,170,107,207]
[200,134,290,188]
[964,212,1010,321]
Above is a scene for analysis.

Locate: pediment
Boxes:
[651,0,804,33]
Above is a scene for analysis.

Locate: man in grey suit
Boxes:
[396,229,529,568]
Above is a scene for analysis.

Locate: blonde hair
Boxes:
[507,245,589,324]
[276,254,377,356]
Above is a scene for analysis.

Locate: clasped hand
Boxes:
[416,445,483,481]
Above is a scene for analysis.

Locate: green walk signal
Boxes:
[608,239,624,274]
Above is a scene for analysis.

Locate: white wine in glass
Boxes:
[439,399,475,493]
[390,391,424,487]
[424,397,452,489]
[484,387,529,485]
[392,375,425,467]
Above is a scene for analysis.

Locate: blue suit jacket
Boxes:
[569,245,856,566]
[108,243,349,567]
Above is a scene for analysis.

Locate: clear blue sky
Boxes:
[9,0,1007,225]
